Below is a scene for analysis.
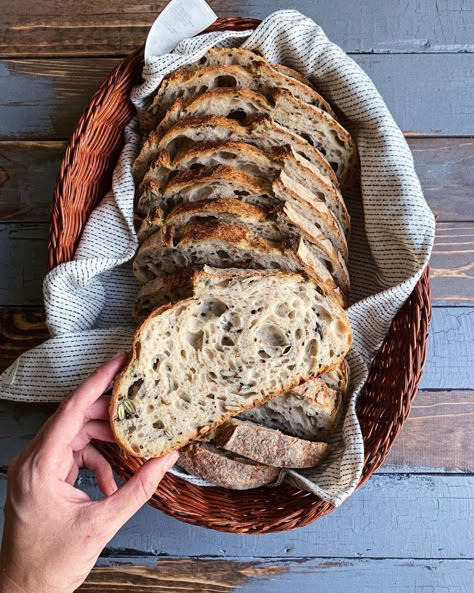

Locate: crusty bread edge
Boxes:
[111,270,351,458]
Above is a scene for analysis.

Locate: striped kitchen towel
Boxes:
[0,9,435,506]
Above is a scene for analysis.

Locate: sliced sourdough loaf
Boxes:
[133,114,339,190]
[111,267,352,458]
[215,419,331,468]
[177,443,280,490]
[163,200,350,296]
[151,86,356,185]
[190,47,318,94]
[140,140,349,234]
[239,361,348,441]
[148,62,334,125]
[138,165,348,262]
[132,219,346,305]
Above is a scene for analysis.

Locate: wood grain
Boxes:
[1,138,472,223]
[2,388,473,471]
[1,0,473,57]
[0,141,64,222]
[385,390,474,472]
[76,558,474,593]
[2,55,474,138]
[0,222,472,306]
[2,472,473,558]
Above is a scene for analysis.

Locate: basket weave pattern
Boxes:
[49,18,432,534]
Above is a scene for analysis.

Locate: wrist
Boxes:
[0,570,28,593]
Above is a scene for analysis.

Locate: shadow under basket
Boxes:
[48,17,432,534]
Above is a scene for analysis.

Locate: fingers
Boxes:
[78,445,117,496]
[65,463,80,486]
[94,452,178,531]
[85,395,111,421]
[70,420,116,451]
[43,353,127,452]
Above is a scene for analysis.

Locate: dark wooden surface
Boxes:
[0,2,473,591]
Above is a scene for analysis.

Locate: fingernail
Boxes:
[111,351,126,361]
[163,452,179,471]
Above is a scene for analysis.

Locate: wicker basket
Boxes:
[49,17,432,534]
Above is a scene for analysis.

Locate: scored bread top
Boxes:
[111,267,352,458]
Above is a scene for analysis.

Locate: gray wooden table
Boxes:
[1,1,473,590]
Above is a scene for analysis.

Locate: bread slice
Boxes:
[140,140,349,234]
[151,86,355,185]
[177,443,280,490]
[133,273,194,324]
[148,61,334,125]
[215,419,331,468]
[239,361,348,441]
[191,47,318,96]
[133,114,339,190]
[111,267,352,458]
[133,219,346,305]
[164,200,350,296]
[138,164,348,263]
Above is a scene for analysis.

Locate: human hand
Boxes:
[0,353,178,593]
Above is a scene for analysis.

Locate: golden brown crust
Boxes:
[177,443,280,490]
[215,419,332,468]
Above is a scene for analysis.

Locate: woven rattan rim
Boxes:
[48,17,432,534]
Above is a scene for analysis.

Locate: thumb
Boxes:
[95,451,178,532]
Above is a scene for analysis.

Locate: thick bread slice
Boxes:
[139,164,348,262]
[215,419,331,468]
[148,62,334,125]
[140,139,349,234]
[132,219,346,306]
[239,361,348,441]
[147,86,356,185]
[163,200,350,296]
[177,443,280,490]
[191,47,318,95]
[133,273,194,324]
[133,114,339,190]
[111,267,352,458]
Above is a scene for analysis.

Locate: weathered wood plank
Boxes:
[430,223,474,306]
[1,138,472,223]
[2,473,473,558]
[407,137,474,223]
[2,389,473,472]
[0,222,472,306]
[0,141,64,222]
[420,308,474,391]
[1,55,474,138]
[1,0,473,57]
[0,59,117,139]
[76,558,474,592]
[0,224,48,306]
[385,390,474,472]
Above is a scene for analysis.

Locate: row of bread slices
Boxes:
[128,48,356,488]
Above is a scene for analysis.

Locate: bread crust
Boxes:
[177,443,280,490]
[215,419,331,468]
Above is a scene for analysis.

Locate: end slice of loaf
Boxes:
[177,443,280,490]
[111,267,352,458]
[215,419,331,468]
